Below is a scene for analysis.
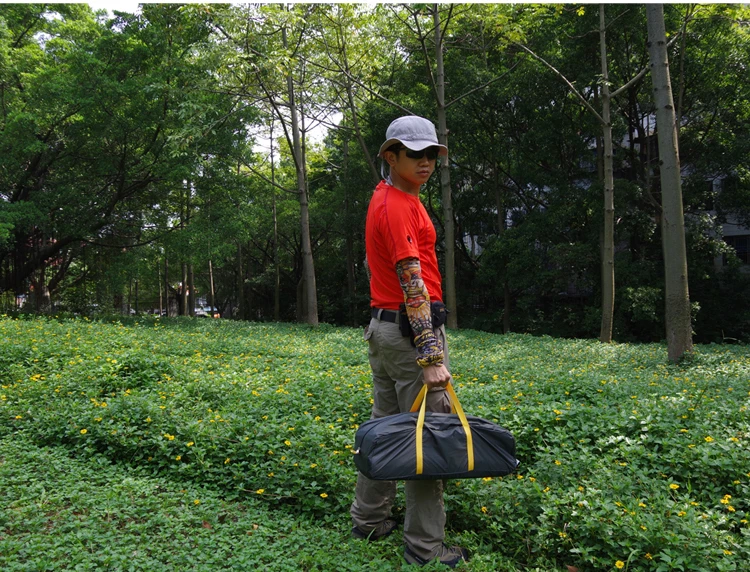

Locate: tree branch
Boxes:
[241,161,299,196]
[514,42,605,125]
[446,62,520,109]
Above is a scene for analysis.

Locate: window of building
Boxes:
[725,235,749,264]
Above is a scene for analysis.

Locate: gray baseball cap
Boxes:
[378,116,448,158]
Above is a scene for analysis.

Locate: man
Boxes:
[350,116,469,568]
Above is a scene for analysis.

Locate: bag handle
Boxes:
[409,382,475,475]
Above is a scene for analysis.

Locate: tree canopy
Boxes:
[1,3,749,344]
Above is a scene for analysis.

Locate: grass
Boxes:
[1,315,748,571]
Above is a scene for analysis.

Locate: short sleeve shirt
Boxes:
[365,181,443,310]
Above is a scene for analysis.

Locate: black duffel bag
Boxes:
[353,383,519,481]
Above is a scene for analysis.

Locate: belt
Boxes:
[371,307,399,323]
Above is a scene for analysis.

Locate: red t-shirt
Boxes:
[366,181,443,310]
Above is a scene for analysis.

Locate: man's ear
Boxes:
[384,150,398,167]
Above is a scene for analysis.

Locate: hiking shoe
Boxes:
[404,544,470,568]
[351,518,398,541]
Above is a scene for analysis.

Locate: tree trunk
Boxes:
[433,6,457,329]
[646,4,693,362]
[599,5,615,343]
[236,243,244,320]
[181,262,188,316]
[269,119,281,322]
[208,259,215,317]
[493,166,511,334]
[283,26,318,326]
[188,263,195,317]
[343,137,357,325]
[164,257,170,316]
[345,79,379,186]
[158,261,163,316]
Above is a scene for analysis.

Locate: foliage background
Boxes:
[1,4,750,342]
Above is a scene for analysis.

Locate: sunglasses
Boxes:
[393,146,440,161]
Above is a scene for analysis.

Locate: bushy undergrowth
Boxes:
[1,315,749,571]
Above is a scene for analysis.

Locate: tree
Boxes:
[384,4,518,328]
[214,4,323,325]
[0,4,253,312]
[515,5,657,343]
[647,4,693,361]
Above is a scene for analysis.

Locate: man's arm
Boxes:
[396,257,451,388]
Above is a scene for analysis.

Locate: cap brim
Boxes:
[378,138,448,158]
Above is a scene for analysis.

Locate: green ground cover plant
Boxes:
[1,315,748,571]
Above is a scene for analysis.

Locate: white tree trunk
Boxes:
[284,27,318,326]
[646,4,693,362]
[433,6,457,329]
[599,5,615,343]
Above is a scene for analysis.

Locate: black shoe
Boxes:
[404,544,469,568]
[351,518,398,541]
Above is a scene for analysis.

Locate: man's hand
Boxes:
[422,363,452,389]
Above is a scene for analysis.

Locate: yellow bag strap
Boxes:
[415,386,427,475]
[446,383,474,472]
[410,384,429,413]
[410,382,474,475]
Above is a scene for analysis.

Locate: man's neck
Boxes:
[388,172,420,196]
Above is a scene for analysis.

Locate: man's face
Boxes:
[386,146,438,189]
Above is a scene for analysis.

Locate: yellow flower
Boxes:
[187,442,194,447]
[669,484,680,490]
[225,458,231,464]
[554,460,562,466]
[615,561,625,569]
[704,436,714,443]
[481,506,488,513]
[175,455,182,461]
[678,511,686,517]
[256,489,264,494]
[645,553,653,560]
[80,429,88,434]
[558,532,567,539]
[320,493,328,498]
[194,499,200,505]
[284,440,291,446]
[724,550,733,556]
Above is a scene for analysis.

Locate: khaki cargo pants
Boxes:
[350,317,452,562]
